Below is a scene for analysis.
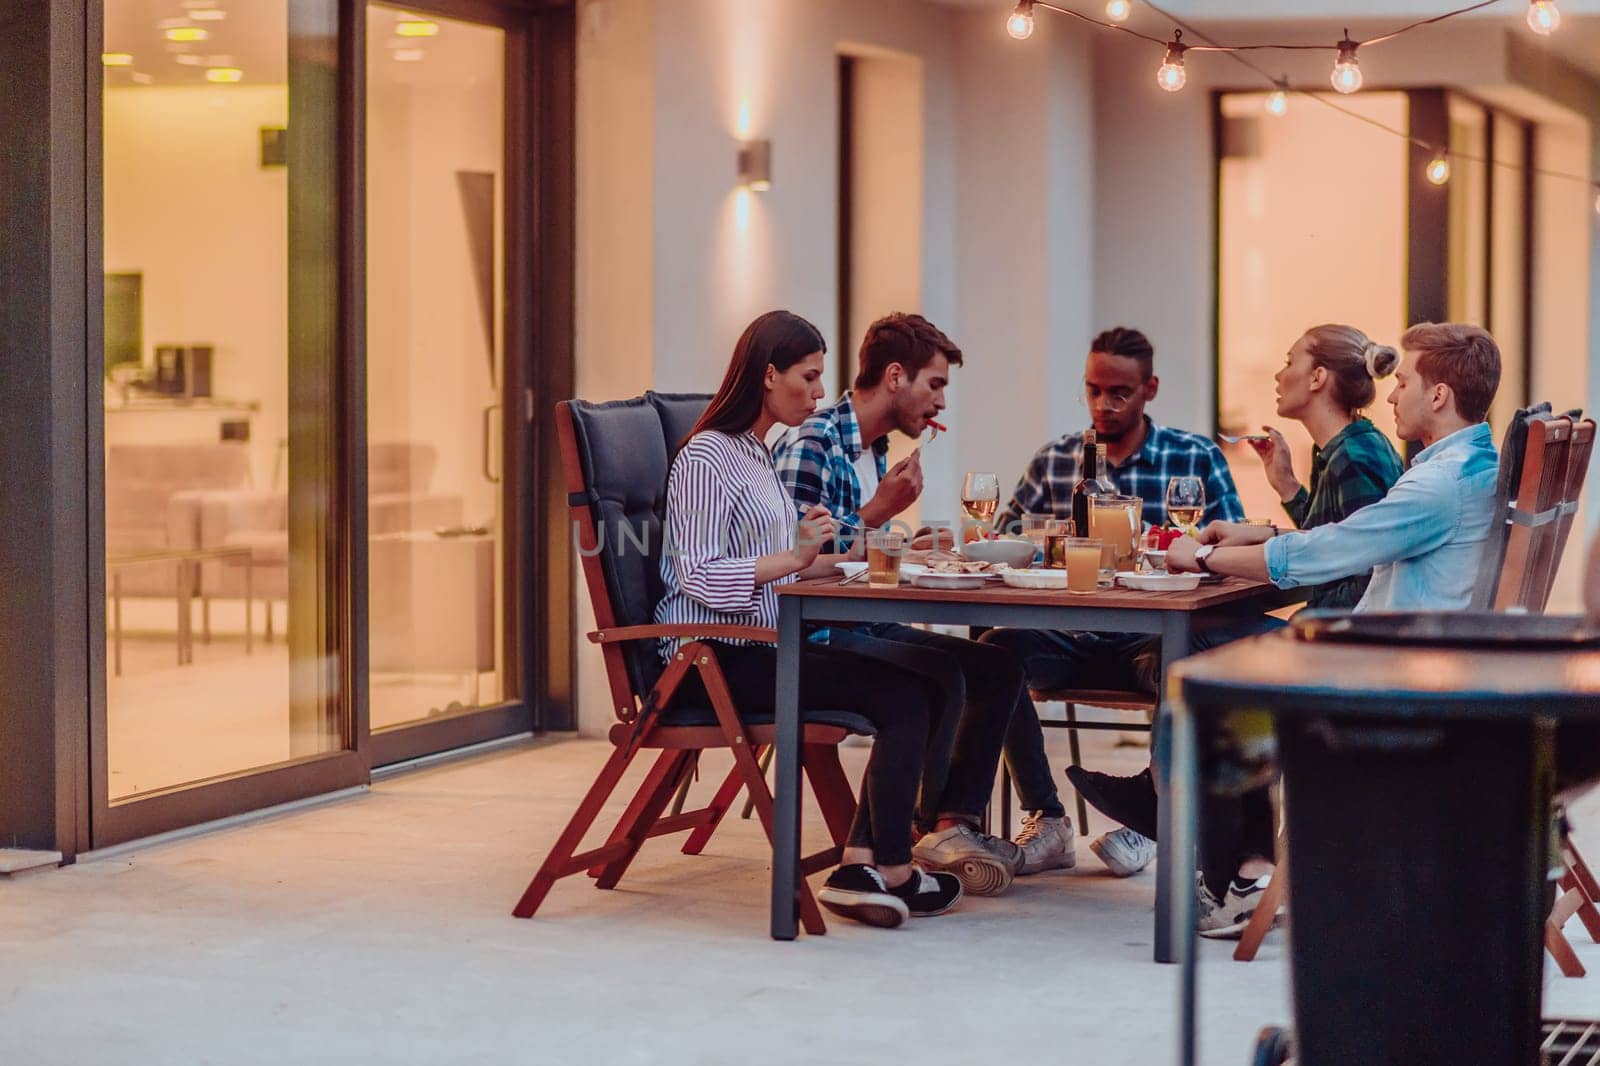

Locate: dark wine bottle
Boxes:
[1071,429,1099,538]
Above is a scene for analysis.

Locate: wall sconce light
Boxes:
[738,139,771,192]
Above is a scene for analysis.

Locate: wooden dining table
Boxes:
[768,570,1305,962]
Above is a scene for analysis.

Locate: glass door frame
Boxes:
[81,0,575,848]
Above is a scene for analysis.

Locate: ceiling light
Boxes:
[175,54,204,65]
[393,49,425,61]
[102,52,134,67]
[191,9,227,21]
[204,67,243,83]
[165,27,209,42]
[395,19,439,37]
[130,72,154,85]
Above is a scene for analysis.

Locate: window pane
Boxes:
[102,0,345,801]
[366,6,506,730]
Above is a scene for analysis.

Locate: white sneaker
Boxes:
[1014,812,1076,875]
[1197,874,1282,939]
[1090,827,1156,877]
[911,824,1019,896]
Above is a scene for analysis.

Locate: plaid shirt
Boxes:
[772,393,890,543]
[998,418,1245,533]
[1279,417,1405,609]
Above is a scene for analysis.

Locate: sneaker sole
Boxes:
[1197,907,1285,940]
[906,882,964,918]
[1090,837,1153,878]
[817,887,909,929]
[913,854,1014,896]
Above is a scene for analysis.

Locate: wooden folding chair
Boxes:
[512,396,872,933]
[1235,405,1598,963]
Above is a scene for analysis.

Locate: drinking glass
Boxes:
[865,529,904,588]
[961,471,1000,539]
[1166,476,1206,537]
[1021,514,1053,566]
[1061,537,1103,593]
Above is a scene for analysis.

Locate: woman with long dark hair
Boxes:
[656,310,962,928]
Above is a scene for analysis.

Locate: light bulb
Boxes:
[1156,36,1187,93]
[1264,89,1288,117]
[1007,1,1035,40]
[1331,39,1362,94]
[1105,0,1132,23]
[1527,0,1560,35]
[1425,154,1450,186]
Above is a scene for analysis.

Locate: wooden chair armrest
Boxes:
[589,624,780,645]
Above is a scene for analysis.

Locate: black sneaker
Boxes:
[818,864,909,928]
[1065,765,1159,841]
[888,867,964,917]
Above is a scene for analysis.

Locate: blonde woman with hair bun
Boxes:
[1247,323,1407,609]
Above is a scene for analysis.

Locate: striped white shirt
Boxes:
[655,430,796,659]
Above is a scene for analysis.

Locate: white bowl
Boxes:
[961,537,1036,570]
[912,572,987,590]
[1002,569,1068,590]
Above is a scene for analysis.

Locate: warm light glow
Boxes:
[204,66,242,83]
[130,72,154,85]
[1156,59,1186,92]
[734,187,752,232]
[1331,42,1362,94]
[165,27,208,42]
[1006,1,1035,40]
[102,52,134,67]
[1527,0,1561,34]
[1264,89,1288,117]
[191,8,226,20]
[736,101,752,139]
[1105,0,1132,23]
[749,179,771,193]
[392,48,425,62]
[395,19,439,37]
[1425,154,1451,185]
[1593,190,1600,217]
[175,54,204,65]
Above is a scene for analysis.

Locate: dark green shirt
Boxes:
[1281,418,1406,609]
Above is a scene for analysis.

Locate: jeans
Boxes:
[829,622,1024,832]
[980,616,1287,893]
[671,641,946,866]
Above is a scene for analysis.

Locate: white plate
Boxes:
[1116,571,1201,592]
[1001,569,1068,590]
[834,561,928,582]
[912,572,987,590]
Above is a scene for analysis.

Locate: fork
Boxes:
[1217,433,1271,445]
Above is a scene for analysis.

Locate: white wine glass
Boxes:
[1165,476,1205,537]
[961,472,1000,537]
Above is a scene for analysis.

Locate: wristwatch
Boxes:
[1194,544,1216,573]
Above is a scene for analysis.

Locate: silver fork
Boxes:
[1218,433,1270,445]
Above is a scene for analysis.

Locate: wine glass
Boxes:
[1165,476,1205,537]
[961,472,1000,539]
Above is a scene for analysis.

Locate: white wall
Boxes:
[104,85,290,488]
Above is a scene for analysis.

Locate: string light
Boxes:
[1105,0,1132,24]
[1007,1,1036,40]
[1264,85,1288,117]
[1156,32,1187,92]
[1426,153,1451,186]
[1330,35,1362,94]
[1526,0,1561,35]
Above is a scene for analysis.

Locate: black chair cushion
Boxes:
[656,703,876,736]
[647,391,712,464]
[568,397,671,695]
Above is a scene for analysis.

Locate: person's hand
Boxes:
[1166,536,1201,573]
[910,526,956,551]
[794,505,837,568]
[861,451,923,526]
[1247,425,1299,502]
[1196,520,1275,547]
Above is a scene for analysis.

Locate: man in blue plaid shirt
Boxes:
[773,313,1081,885]
[980,327,1271,883]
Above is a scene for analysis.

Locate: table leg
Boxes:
[770,597,804,940]
[202,596,211,645]
[112,572,123,678]
[1155,612,1194,966]
[176,560,192,666]
[244,557,254,655]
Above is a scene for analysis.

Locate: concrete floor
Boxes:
[3,732,1597,1065]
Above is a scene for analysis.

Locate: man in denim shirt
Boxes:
[1170,322,1502,609]
[1156,322,1502,935]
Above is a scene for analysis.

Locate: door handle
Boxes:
[483,403,501,484]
